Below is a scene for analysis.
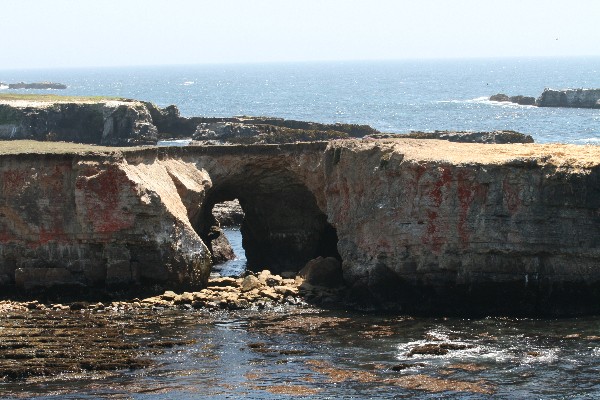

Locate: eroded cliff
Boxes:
[0,97,157,146]
[1,139,599,314]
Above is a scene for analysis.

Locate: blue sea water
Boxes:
[2,57,600,144]
[2,59,600,399]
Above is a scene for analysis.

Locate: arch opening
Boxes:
[193,169,341,276]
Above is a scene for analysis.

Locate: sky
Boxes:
[2,0,600,70]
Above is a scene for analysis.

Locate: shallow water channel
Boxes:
[2,230,600,398]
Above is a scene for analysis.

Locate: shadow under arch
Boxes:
[194,168,340,274]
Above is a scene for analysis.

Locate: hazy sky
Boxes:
[2,0,600,69]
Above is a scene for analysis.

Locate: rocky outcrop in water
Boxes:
[489,93,536,106]
[490,89,600,109]
[0,98,157,145]
[368,130,534,144]
[5,82,67,90]
[1,139,600,315]
[536,88,600,108]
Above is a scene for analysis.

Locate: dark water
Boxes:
[2,57,600,143]
[211,228,247,278]
[2,60,600,397]
[3,307,600,399]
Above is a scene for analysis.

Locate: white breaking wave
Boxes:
[438,96,536,108]
[0,84,8,90]
[183,81,195,86]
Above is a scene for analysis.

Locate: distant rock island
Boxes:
[0,82,67,90]
[490,88,600,109]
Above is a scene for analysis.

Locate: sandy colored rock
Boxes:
[241,275,263,292]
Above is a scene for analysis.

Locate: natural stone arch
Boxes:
[193,167,340,274]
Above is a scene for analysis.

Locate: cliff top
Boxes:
[347,138,600,169]
[0,140,139,155]
[0,94,140,108]
[0,138,598,170]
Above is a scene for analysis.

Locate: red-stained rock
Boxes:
[0,139,600,315]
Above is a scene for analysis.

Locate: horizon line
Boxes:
[2,54,600,72]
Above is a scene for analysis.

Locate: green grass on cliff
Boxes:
[0,94,133,103]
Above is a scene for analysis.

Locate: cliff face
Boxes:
[323,140,600,314]
[0,99,157,146]
[536,88,600,108]
[1,139,599,314]
[0,146,211,292]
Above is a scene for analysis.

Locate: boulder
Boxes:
[489,93,510,102]
[241,275,262,292]
[206,226,235,264]
[509,95,536,106]
[298,257,344,288]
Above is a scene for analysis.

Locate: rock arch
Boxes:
[194,166,340,274]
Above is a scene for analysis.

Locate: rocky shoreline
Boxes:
[0,269,346,383]
[1,94,537,147]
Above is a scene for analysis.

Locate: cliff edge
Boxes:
[0,139,599,315]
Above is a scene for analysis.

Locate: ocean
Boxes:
[1,57,600,144]
[2,58,600,398]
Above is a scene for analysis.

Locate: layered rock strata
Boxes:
[1,139,599,315]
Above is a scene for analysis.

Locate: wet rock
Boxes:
[208,277,240,287]
[391,362,427,371]
[206,225,235,264]
[509,95,536,105]
[69,302,88,311]
[15,267,78,290]
[299,257,343,288]
[407,343,472,357]
[490,93,510,102]
[387,374,495,395]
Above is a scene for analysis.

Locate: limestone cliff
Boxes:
[1,139,599,315]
